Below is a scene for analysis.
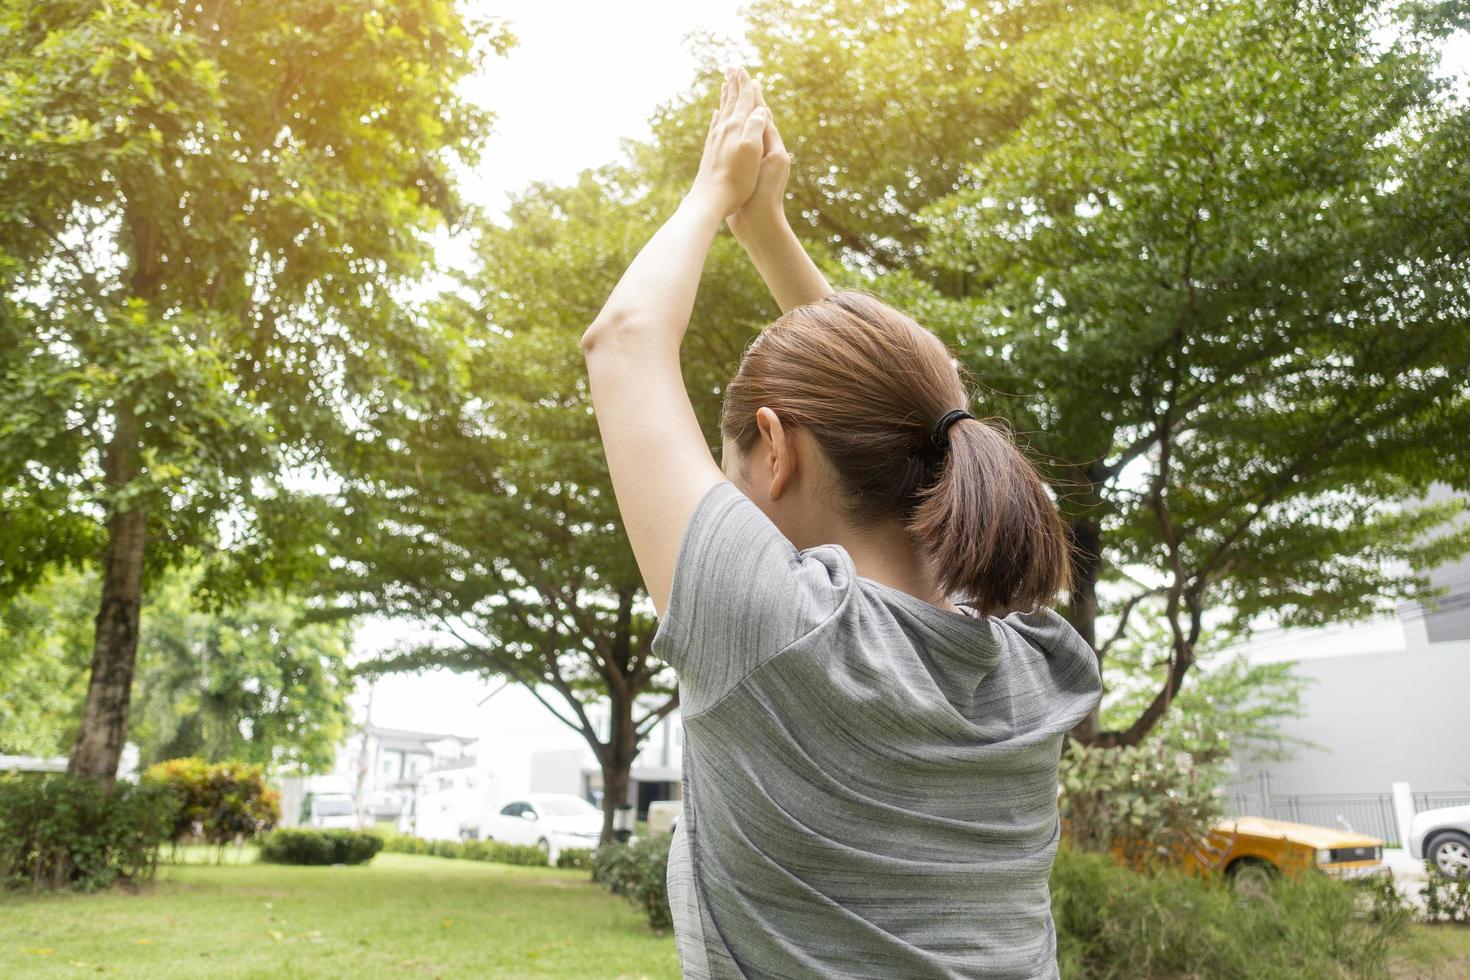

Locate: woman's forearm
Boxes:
[730,214,833,314]
[581,191,726,356]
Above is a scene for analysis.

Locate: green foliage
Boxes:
[141,758,279,845]
[0,567,93,754]
[1059,739,1226,873]
[0,772,177,891]
[1098,606,1310,764]
[1421,864,1470,924]
[1051,849,1410,978]
[592,837,673,931]
[650,0,1470,745]
[378,833,549,868]
[257,828,382,866]
[556,847,595,870]
[0,564,354,769]
[129,567,354,771]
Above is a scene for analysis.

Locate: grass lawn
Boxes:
[1392,924,1470,979]
[0,850,679,979]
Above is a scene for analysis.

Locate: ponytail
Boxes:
[909,416,1072,614]
[721,289,1073,615]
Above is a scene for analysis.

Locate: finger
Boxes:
[740,105,768,147]
[752,77,767,109]
[706,108,719,147]
[719,69,737,123]
[733,67,756,117]
[765,112,788,158]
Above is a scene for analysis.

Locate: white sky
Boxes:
[362,2,1470,738]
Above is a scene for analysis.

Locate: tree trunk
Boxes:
[1064,516,1103,744]
[596,693,640,845]
[68,415,147,784]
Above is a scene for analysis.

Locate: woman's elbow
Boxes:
[579,313,626,357]
[580,312,666,359]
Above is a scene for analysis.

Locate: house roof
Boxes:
[362,725,477,755]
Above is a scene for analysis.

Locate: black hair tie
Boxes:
[931,409,974,450]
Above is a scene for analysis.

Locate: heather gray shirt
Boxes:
[654,481,1102,980]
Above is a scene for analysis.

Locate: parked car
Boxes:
[1194,817,1387,893]
[484,794,602,862]
[1408,804,1470,879]
[647,800,682,836]
[303,792,358,830]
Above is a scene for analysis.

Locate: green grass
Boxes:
[0,851,679,979]
[1392,924,1470,979]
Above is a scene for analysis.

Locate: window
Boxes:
[499,802,525,817]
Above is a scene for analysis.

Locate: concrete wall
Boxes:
[1233,640,1470,797]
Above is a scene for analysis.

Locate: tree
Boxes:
[0,0,506,781]
[644,0,1470,745]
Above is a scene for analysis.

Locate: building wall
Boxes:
[1233,640,1470,797]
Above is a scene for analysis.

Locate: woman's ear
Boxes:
[754,406,796,500]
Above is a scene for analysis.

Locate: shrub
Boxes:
[557,847,595,870]
[0,772,178,892]
[1421,863,1470,924]
[142,758,280,846]
[257,829,382,866]
[1059,739,1224,874]
[494,841,550,867]
[592,835,671,930]
[377,833,548,867]
[591,840,636,893]
[1051,848,1409,978]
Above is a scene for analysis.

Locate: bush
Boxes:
[0,772,178,892]
[257,829,382,866]
[1051,848,1409,978]
[592,835,672,930]
[142,758,280,846]
[1059,739,1224,873]
[1421,863,1470,924]
[378,833,548,867]
[557,847,595,870]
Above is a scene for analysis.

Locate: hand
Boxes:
[726,81,791,241]
[688,67,767,220]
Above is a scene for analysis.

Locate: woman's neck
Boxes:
[836,519,962,613]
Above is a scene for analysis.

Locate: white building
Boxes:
[1224,486,1470,839]
[277,724,477,830]
[278,687,684,840]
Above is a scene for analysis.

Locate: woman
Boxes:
[580,67,1102,980]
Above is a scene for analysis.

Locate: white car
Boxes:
[1408,804,1470,878]
[485,794,602,862]
[304,793,358,830]
[647,800,683,836]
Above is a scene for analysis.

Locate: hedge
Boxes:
[0,772,177,891]
[556,847,595,870]
[379,833,548,867]
[257,829,383,866]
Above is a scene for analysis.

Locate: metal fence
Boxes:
[1224,792,1470,845]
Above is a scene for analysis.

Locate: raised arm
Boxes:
[724,87,834,314]
[579,67,768,616]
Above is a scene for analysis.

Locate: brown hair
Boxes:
[719,290,1072,614]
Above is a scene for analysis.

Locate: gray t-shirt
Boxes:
[653,481,1102,979]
